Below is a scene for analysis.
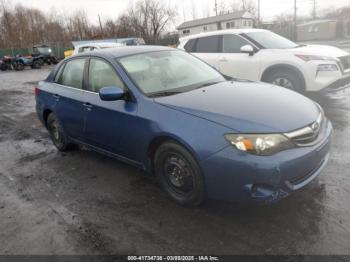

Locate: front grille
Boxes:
[339,55,350,71]
[284,110,324,147]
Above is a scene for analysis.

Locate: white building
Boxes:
[177,11,254,37]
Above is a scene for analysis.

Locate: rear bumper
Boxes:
[35,98,46,127]
[201,121,332,203]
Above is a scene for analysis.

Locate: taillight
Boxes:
[34,86,39,97]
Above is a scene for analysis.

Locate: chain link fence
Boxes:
[0,34,178,60]
[0,44,72,59]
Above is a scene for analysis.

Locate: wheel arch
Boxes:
[261,64,306,91]
[147,134,200,174]
[43,108,53,127]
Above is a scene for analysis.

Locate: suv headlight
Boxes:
[317,64,339,72]
[225,134,295,156]
[295,54,336,62]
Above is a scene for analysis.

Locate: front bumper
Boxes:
[201,121,332,203]
[321,73,350,93]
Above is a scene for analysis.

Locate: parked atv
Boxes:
[0,56,16,71]
[14,55,42,71]
[32,44,59,65]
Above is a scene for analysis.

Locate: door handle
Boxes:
[83,102,93,110]
[219,58,228,62]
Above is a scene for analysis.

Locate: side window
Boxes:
[184,39,196,52]
[59,59,86,89]
[223,35,249,53]
[194,36,221,53]
[54,63,65,83]
[88,59,124,93]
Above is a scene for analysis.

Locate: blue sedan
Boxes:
[35,46,332,205]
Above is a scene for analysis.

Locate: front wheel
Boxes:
[154,142,206,206]
[47,113,73,152]
[265,71,304,93]
[14,62,24,71]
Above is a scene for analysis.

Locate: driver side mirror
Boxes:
[240,45,255,56]
[99,86,125,101]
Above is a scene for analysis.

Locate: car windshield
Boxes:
[117,50,225,97]
[243,31,299,49]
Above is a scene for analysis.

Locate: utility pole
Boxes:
[294,0,297,41]
[214,0,218,16]
[312,0,316,19]
[98,14,104,38]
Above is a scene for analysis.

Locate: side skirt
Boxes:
[69,137,149,172]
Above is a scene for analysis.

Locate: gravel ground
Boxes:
[0,67,350,255]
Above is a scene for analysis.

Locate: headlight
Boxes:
[295,54,336,62]
[225,134,295,156]
[317,64,339,72]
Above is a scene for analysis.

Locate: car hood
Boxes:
[154,81,320,133]
[285,44,348,57]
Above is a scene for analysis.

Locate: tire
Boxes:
[31,60,41,69]
[47,113,73,152]
[265,70,304,93]
[0,64,7,71]
[52,57,59,65]
[154,141,206,206]
[15,62,24,71]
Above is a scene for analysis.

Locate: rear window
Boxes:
[57,59,86,89]
[194,36,221,53]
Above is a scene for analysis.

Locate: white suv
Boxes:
[178,29,350,92]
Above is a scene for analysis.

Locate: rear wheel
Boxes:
[47,113,73,152]
[31,60,41,69]
[154,142,206,206]
[0,64,7,71]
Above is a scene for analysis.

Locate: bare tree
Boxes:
[126,0,177,43]
[0,0,176,50]
[229,0,257,18]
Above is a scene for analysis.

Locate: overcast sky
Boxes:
[9,0,350,29]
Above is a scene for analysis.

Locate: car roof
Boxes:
[179,28,267,41]
[76,42,123,48]
[74,45,176,59]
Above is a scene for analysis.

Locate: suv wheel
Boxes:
[265,70,304,93]
[154,142,206,206]
[47,113,73,152]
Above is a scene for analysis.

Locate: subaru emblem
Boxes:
[311,122,320,132]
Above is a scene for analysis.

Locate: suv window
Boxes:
[88,58,124,93]
[184,39,196,52]
[223,35,250,53]
[194,36,221,53]
[79,46,95,53]
[59,59,86,89]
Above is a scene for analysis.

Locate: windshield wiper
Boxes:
[195,81,223,89]
[148,91,182,98]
